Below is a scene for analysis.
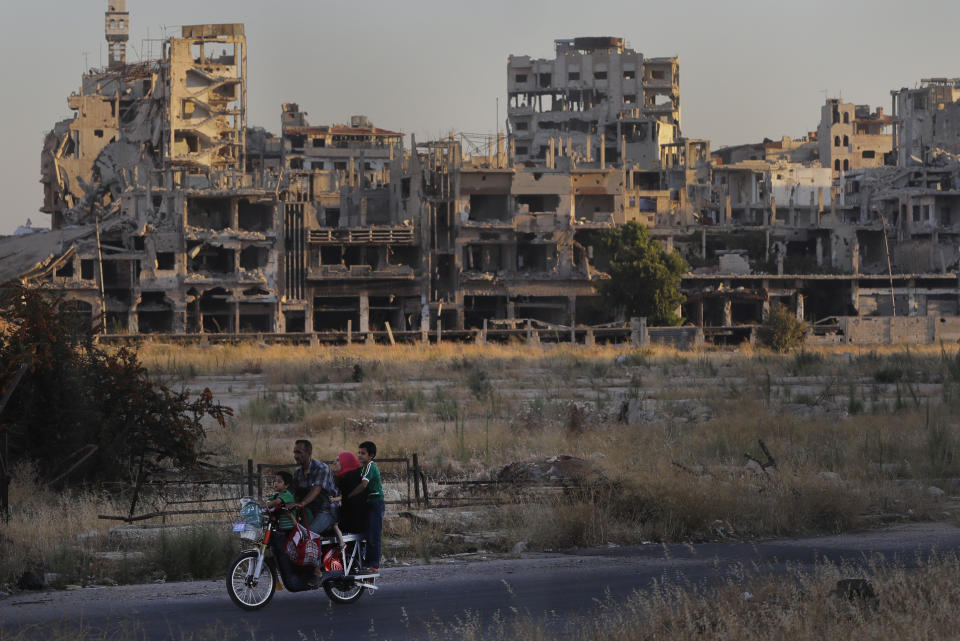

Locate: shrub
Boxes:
[757,303,807,352]
[0,282,231,486]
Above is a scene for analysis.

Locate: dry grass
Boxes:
[0,462,123,588]
[8,341,960,589]
[422,554,960,641]
[181,342,960,548]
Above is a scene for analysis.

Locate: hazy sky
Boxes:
[2,0,958,234]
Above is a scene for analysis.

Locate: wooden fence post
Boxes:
[412,453,421,505]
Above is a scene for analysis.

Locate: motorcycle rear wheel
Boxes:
[227,550,277,610]
[323,578,364,604]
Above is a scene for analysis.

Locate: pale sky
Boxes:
[2,0,958,234]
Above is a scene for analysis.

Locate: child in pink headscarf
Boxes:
[332,451,364,533]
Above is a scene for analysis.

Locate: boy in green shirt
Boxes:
[350,441,384,574]
[266,471,297,531]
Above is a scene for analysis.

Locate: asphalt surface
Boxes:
[3,522,960,641]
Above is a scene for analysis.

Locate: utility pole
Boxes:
[880,213,897,317]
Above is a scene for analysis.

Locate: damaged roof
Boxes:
[0,226,95,284]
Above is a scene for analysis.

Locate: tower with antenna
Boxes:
[105,0,129,68]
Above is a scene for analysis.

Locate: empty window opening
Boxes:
[313,296,359,332]
[593,71,607,80]
[156,252,175,270]
[312,137,326,148]
[649,69,664,80]
[94,129,104,138]
[843,159,849,171]
[632,171,660,189]
[198,288,233,333]
[834,159,841,171]
[514,121,529,130]
[187,196,232,229]
[514,73,527,83]
[138,291,173,334]
[568,72,580,81]
[323,208,341,227]
[623,70,636,80]
[834,136,841,147]
[55,260,74,278]
[238,199,273,231]
[284,310,306,333]
[862,150,876,159]
[239,246,268,270]
[843,112,850,124]
[174,131,200,154]
[538,73,552,87]
[288,134,305,150]
[238,304,272,333]
[516,194,560,213]
[469,194,510,221]
[188,243,234,273]
[843,135,849,146]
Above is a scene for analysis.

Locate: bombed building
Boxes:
[5,4,960,344]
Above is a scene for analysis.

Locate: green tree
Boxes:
[0,282,231,486]
[757,302,808,353]
[595,222,688,326]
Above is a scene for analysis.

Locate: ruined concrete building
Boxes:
[507,37,680,167]
[4,6,960,344]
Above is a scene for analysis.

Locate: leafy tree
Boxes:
[757,302,807,353]
[595,222,688,326]
[0,282,231,486]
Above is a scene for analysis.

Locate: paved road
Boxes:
[4,522,960,641]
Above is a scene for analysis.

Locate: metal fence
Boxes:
[98,454,430,523]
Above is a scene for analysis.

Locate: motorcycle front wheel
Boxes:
[227,550,277,610]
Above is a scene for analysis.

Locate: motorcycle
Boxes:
[226,498,378,610]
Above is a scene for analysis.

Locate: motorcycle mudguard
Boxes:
[320,569,354,590]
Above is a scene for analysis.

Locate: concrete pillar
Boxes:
[488,136,494,166]
[436,319,442,345]
[346,319,352,344]
[908,279,917,317]
[173,307,186,333]
[585,328,595,346]
[497,132,505,167]
[348,157,356,188]
[851,281,860,316]
[506,300,516,320]
[722,299,733,327]
[548,138,555,169]
[585,134,592,162]
[815,237,823,267]
[359,295,370,334]
[481,318,488,345]
[600,134,605,169]
[796,294,805,321]
[568,297,576,343]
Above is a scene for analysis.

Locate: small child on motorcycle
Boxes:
[266,471,297,531]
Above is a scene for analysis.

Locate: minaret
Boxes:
[105,1,129,69]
